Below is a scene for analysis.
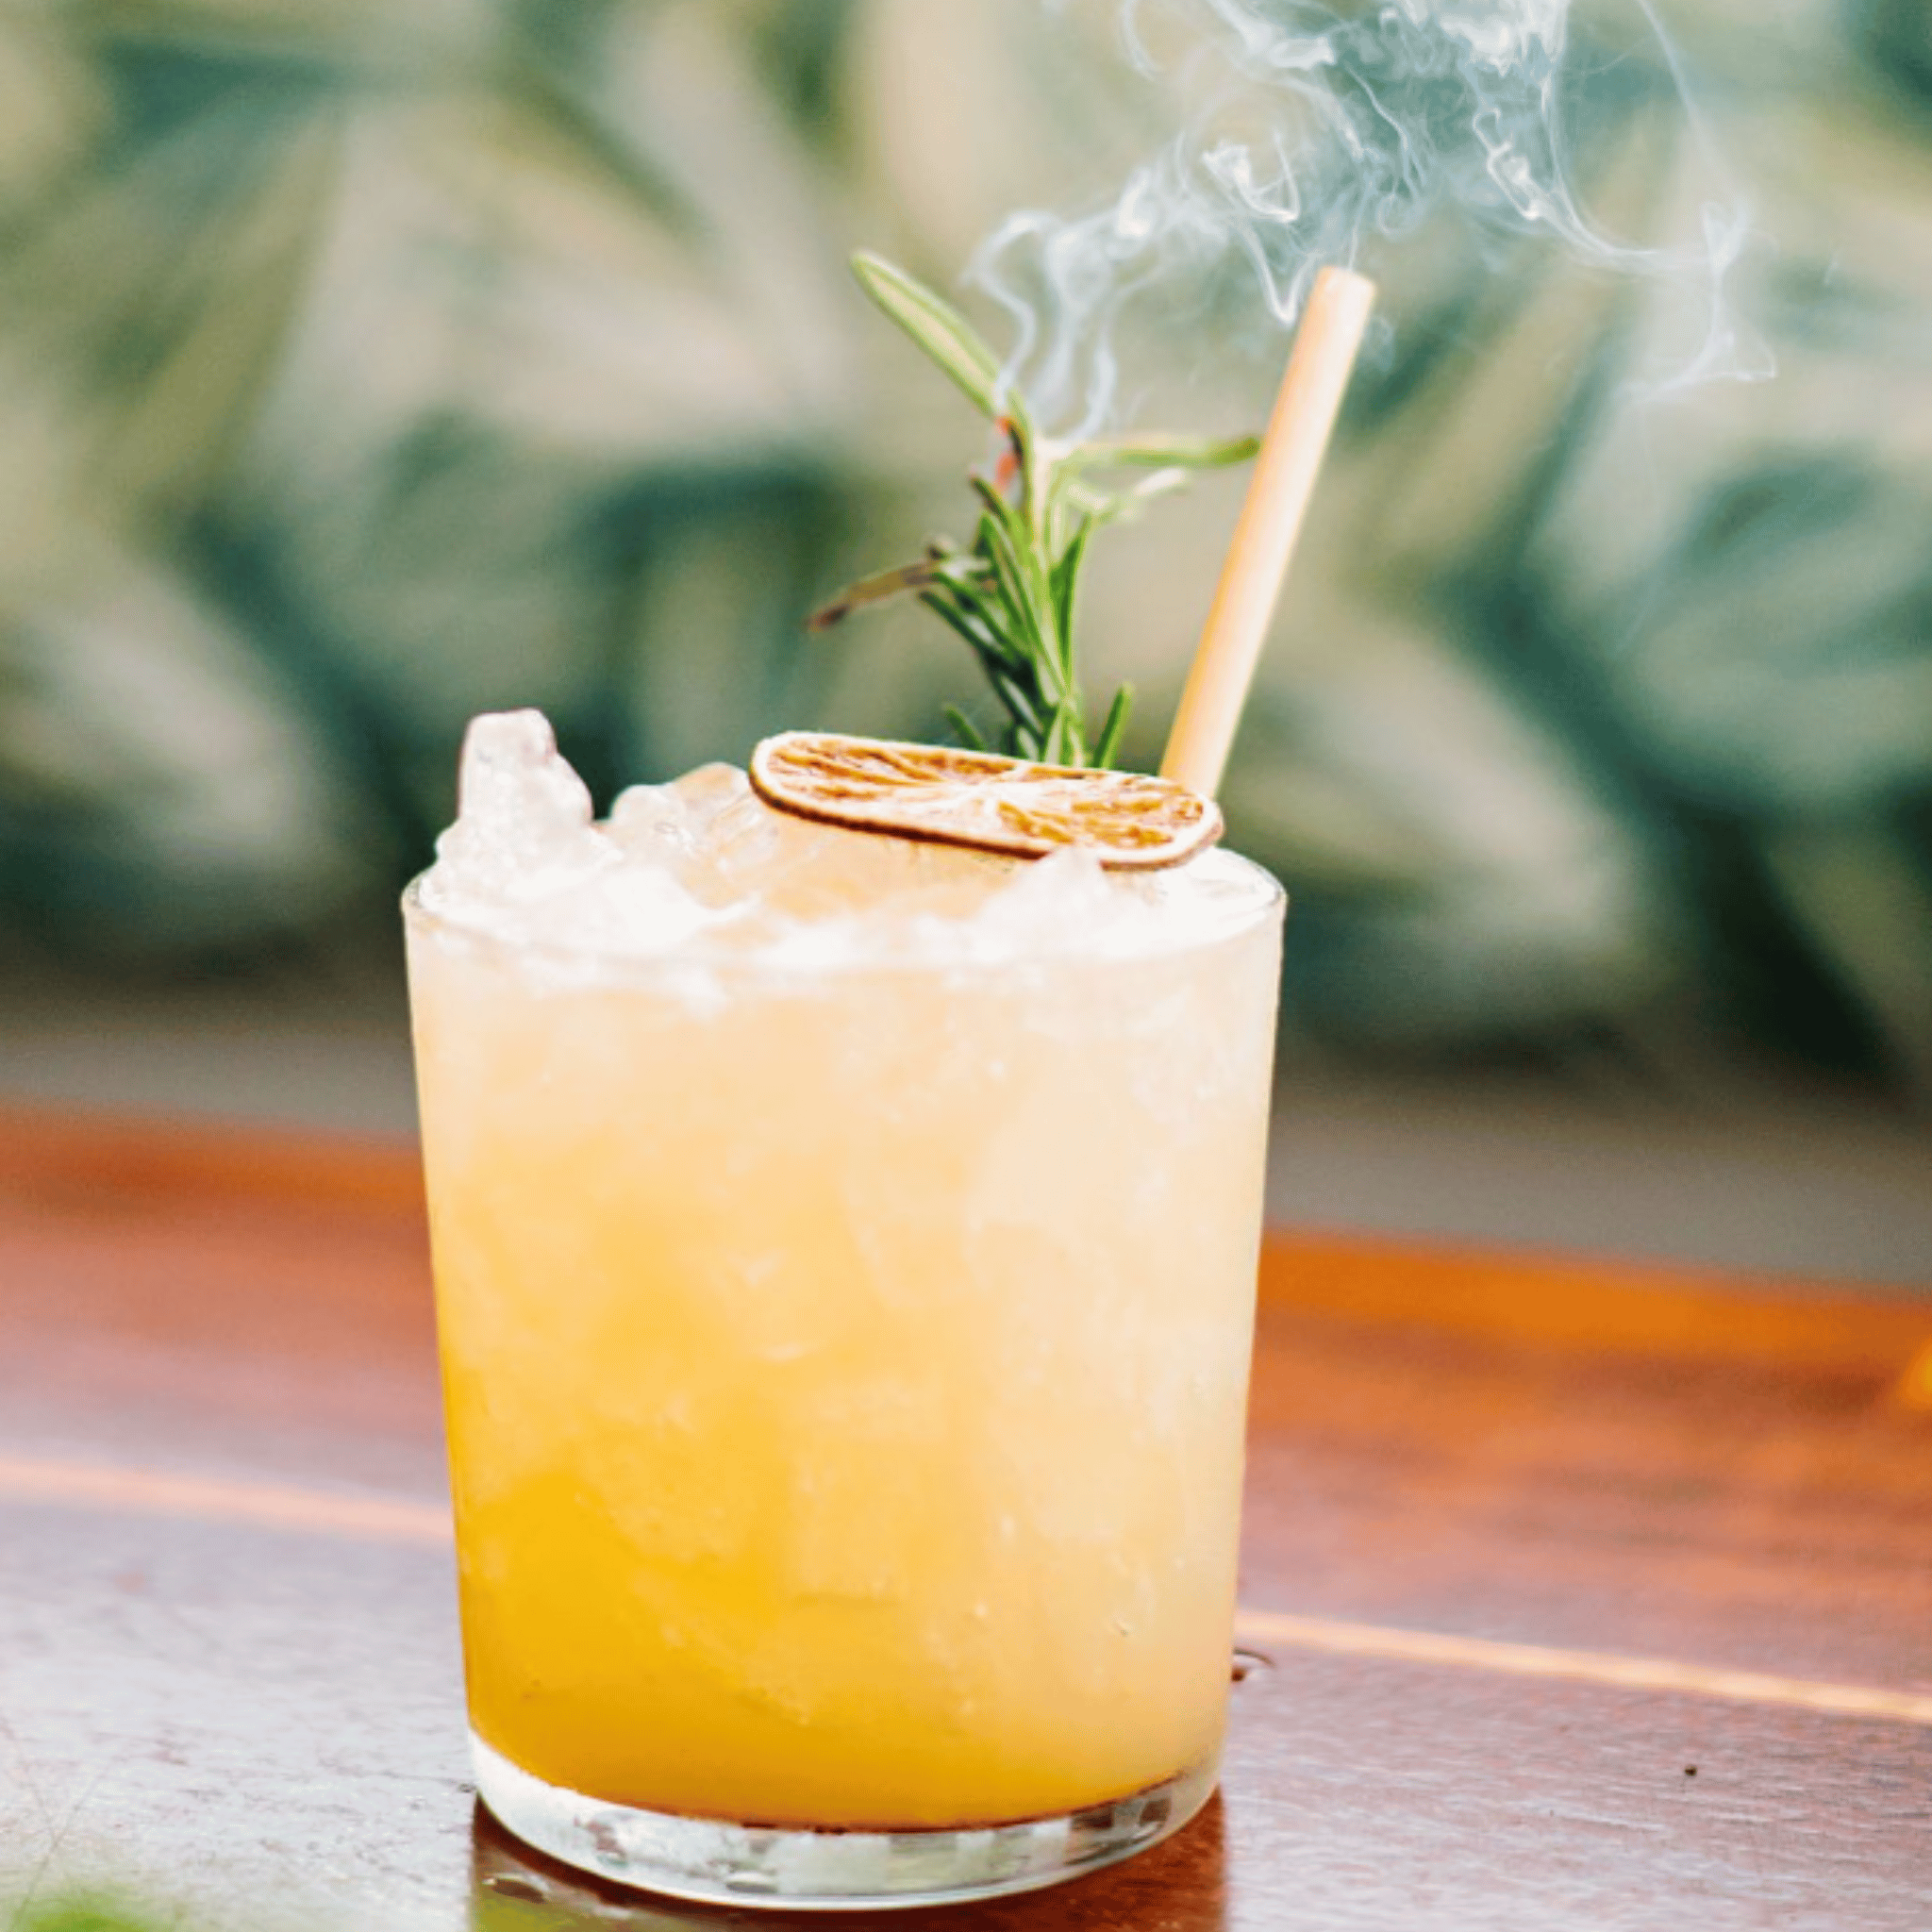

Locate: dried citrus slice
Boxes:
[749,732,1223,870]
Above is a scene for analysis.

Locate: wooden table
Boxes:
[3,1104,1928,1930]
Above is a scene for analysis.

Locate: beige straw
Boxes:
[1161,266,1376,797]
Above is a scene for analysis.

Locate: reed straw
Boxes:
[1160,266,1376,797]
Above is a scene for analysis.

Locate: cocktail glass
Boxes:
[405,713,1284,1908]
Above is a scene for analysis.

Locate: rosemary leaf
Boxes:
[973,508,1059,691]
[987,664,1046,737]
[851,252,1012,427]
[942,704,990,752]
[1092,684,1135,768]
[1050,516,1092,684]
[1041,708,1079,765]
[807,558,941,630]
[919,588,1014,671]
[969,480,1058,650]
[1059,432,1260,472]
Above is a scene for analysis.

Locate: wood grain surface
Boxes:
[2,1103,1928,1931]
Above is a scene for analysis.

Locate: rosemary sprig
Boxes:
[807,252,1258,770]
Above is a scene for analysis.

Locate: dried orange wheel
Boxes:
[749,732,1223,871]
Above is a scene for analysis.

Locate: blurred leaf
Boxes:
[10,1892,180,1932]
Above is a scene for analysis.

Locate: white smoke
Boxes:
[973,0,1772,432]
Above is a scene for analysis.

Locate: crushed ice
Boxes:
[415,709,1266,970]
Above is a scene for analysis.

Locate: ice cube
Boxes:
[606,782,687,860]
[608,764,750,861]
[697,791,860,912]
[668,760,754,828]
[456,709,592,839]
[429,709,614,905]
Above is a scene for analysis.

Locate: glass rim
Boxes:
[400,846,1285,990]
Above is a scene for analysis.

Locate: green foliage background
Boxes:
[1,0,1928,1098]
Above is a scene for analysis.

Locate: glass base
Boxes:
[470,1731,1218,1910]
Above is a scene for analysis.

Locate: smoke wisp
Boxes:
[973,0,1771,432]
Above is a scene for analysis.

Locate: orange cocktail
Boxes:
[406,711,1282,1906]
